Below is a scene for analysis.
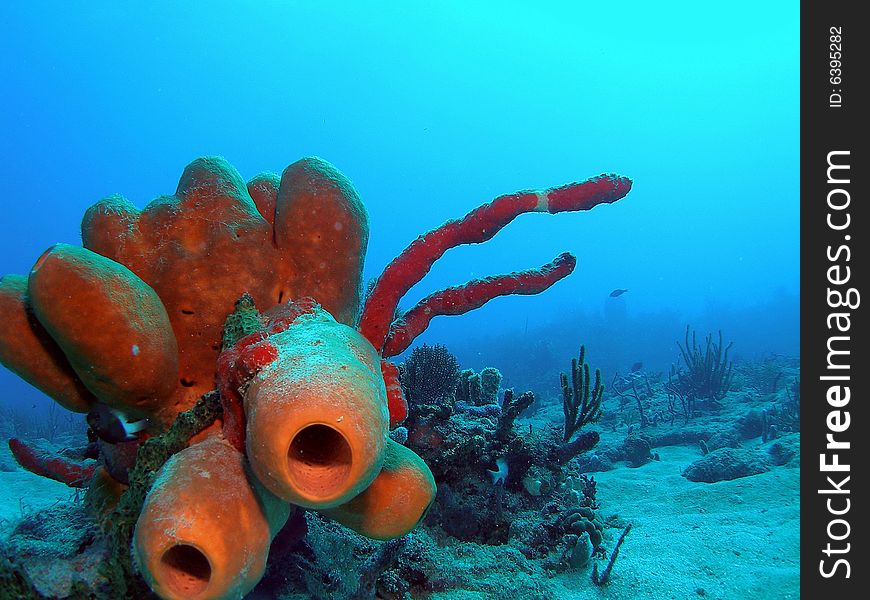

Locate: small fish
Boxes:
[609,289,629,297]
[87,403,149,444]
[630,362,643,372]
[488,457,509,486]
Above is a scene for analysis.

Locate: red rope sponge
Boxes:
[382,253,577,357]
[359,174,631,354]
[380,360,408,427]
[8,437,96,487]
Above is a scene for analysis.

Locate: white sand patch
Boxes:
[0,469,71,539]
[551,445,799,599]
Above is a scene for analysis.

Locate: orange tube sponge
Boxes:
[134,436,290,600]
[246,172,280,227]
[80,156,369,419]
[245,306,389,509]
[0,274,95,412]
[321,438,436,540]
[26,244,179,422]
[275,157,369,326]
[81,159,277,413]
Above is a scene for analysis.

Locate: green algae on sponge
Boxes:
[221,292,264,350]
[99,390,223,599]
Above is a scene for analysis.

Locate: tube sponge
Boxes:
[244,308,389,509]
[26,244,179,421]
[274,157,369,326]
[133,436,290,600]
[0,274,96,412]
[321,438,436,540]
[80,156,370,419]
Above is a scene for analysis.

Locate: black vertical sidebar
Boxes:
[801,2,867,597]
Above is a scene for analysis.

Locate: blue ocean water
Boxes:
[0,2,799,598]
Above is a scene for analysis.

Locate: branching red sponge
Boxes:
[380,360,408,426]
[382,253,577,357]
[359,174,632,354]
[8,438,96,488]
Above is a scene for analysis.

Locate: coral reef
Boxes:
[557,346,604,462]
[397,344,460,408]
[480,367,502,405]
[493,389,530,438]
[666,326,734,417]
[559,506,604,549]
[402,344,607,492]
[1,330,802,598]
[0,156,631,599]
[562,346,604,442]
[560,327,799,483]
[1,501,108,598]
[393,342,613,588]
[455,368,483,406]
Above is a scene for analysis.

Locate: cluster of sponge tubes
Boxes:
[137,304,436,600]
[0,156,437,600]
[0,153,631,600]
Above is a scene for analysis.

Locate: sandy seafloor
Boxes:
[0,470,73,539]
[551,445,799,600]
[410,444,800,600]
[0,442,799,600]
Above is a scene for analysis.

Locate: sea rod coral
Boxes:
[0,156,631,599]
